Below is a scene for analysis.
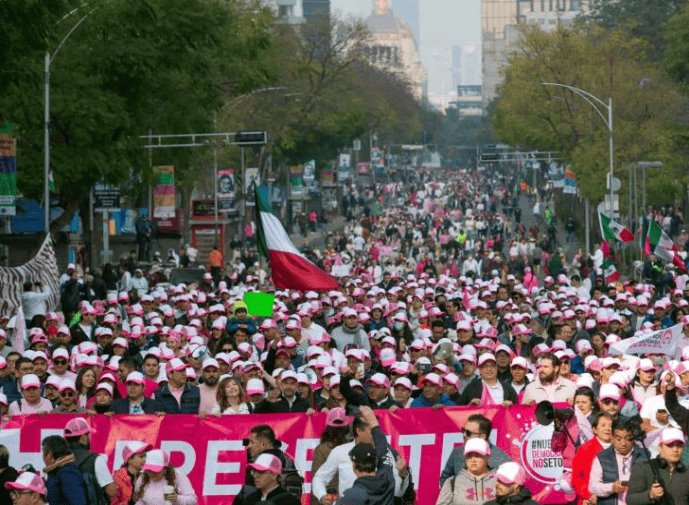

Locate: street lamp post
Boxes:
[541,82,614,215]
[44,10,92,233]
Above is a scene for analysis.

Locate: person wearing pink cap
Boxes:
[4,470,48,504]
[458,354,518,407]
[8,374,53,416]
[112,372,162,415]
[484,462,537,505]
[436,437,496,505]
[113,441,151,505]
[340,366,401,411]
[132,449,197,505]
[628,427,689,504]
[330,311,370,352]
[410,373,456,408]
[153,358,200,414]
[234,452,300,505]
[310,408,355,505]
[254,370,311,414]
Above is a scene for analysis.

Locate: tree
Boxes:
[493,24,688,205]
[0,0,274,231]
[586,0,688,58]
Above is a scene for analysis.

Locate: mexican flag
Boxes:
[599,211,634,243]
[255,187,339,290]
[646,220,687,271]
[602,258,620,283]
[600,240,620,283]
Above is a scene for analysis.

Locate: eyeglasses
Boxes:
[601,399,619,405]
[53,360,68,366]
[60,392,75,398]
[560,359,570,364]
[10,490,33,497]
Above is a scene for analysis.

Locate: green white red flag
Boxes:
[255,187,339,291]
[599,211,634,243]
[645,220,687,271]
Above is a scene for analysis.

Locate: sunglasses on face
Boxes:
[560,359,570,364]
[60,391,75,398]
[54,360,67,366]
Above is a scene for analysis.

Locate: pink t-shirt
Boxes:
[198,384,217,415]
[9,398,54,416]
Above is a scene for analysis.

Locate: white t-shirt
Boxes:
[639,394,679,429]
[95,454,114,488]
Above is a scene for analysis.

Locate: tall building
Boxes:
[303,0,330,22]
[482,0,593,107]
[271,0,305,24]
[391,0,421,48]
[364,0,427,101]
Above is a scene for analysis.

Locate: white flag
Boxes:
[11,306,25,353]
[609,323,683,356]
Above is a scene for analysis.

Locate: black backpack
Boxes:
[279,454,304,498]
[76,452,109,505]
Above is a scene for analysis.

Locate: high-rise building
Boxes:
[482,0,594,107]
[364,0,427,101]
[303,0,330,22]
[391,0,421,48]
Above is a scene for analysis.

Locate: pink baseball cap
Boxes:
[142,449,169,472]
[367,373,391,389]
[246,378,265,395]
[464,438,490,457]
[599,383,621,402]
[165,358,187,373]
[423,372,443,387]
[126,371,145,385]
[20,374,40,390]
[4,471,46,496]
[96,382,114,396]
[394,377,413,391]
[495,461,527,486]
[478,353,496,367]
[510,357,529,370]
[326,407,354,427]
[249,453,282,474]
[64,417,91,437]
[659,427,686,445]
[122,441,152,464]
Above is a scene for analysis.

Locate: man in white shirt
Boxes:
[312,411,409,504]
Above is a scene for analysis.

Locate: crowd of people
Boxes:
[3,165,689,504]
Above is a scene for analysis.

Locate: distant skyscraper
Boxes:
[303,0,330,22]
[391,0,420,48]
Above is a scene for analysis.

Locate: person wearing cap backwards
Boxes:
[483,462,538,505]
[234,452,300,505]
[63,417,116,502]
[338,407,399,505]
[42,434,88,505]
[112,372,162,414]
[4,471,49,505]
[627,427,689,505]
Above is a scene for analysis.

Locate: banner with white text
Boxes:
[0,406,573,504]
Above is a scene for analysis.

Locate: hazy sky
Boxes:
[330,0,481,97]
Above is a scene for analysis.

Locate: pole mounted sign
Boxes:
[93,182,120,211]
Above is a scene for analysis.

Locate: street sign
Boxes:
[93,182,120,211]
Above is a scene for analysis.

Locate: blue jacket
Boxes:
[154,383,200,413]
[46,462,87,505]
[410,393,456,408]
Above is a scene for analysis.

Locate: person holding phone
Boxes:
[588,418,647,505]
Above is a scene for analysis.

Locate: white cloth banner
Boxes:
[609,323,684,356]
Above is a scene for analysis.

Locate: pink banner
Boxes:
[0,406,573,504]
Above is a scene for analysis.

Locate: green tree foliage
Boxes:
[493,25,687,205]
[587,0,688,57]
[0,0,273,229]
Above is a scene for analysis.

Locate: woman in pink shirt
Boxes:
[133,449,197,505]
[7,374,53,416]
